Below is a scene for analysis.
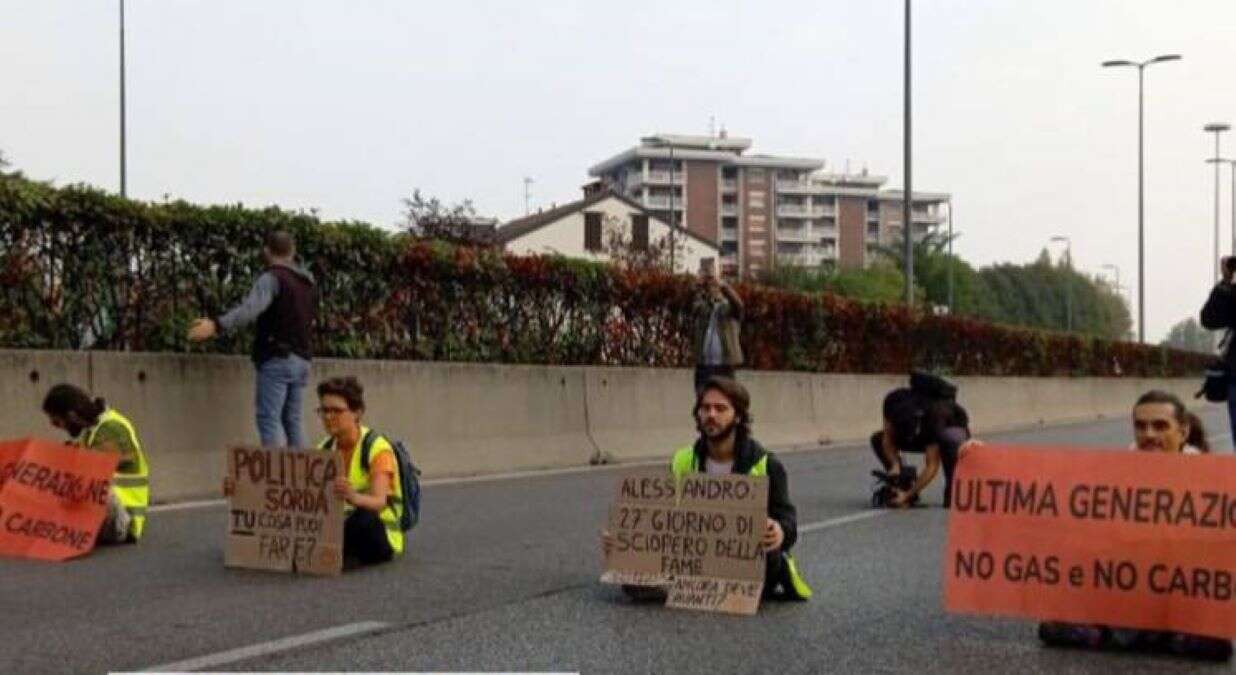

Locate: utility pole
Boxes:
[902,0,913,305]
[119,0,128,197]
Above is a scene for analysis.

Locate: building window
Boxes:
[632,214,649,251]
[584,212,602,252]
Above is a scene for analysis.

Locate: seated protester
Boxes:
[870,382,970,508]
[1039,390,1232,661]
[42,384,149,544]
[222,376,404,567]
[602,377,812,603]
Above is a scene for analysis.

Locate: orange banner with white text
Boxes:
[0,438,119,561]
[945,444,1236,639]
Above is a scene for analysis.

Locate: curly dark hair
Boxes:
[317,376,365,411]
[42,383,105,427]
[692,376,752,437]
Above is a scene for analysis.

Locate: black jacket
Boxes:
[1201,283,1235,366]
[688,433,798,552]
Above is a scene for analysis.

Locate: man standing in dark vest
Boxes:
[188,230,318,449]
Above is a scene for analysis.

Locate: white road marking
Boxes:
[141,621,390,672]
[799,510,890,533]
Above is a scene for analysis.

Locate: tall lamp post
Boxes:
[902,0,914,305]
[640,135,678,273]
[119,0,128,197]
[947,200,955,315]
[1101,53,1181,343]
[1204,124,1232,278]
[1206,157,1236,259]
[1050,236,1073,332]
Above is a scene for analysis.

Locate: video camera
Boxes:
[870,466,919,508]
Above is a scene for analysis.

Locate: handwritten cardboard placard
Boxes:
[602,467,768,615]
[946,444,1236,639]
[225,446,344,576]
[0,437,119,561]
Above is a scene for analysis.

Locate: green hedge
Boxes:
[0,175,1210,377]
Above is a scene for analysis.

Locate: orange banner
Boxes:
[945,444,1236,639]
[0,438,119,561]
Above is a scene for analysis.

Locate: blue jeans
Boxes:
[255,355,310,449]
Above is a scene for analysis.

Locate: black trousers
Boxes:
[870,427,967,507]
[344,508,394,566]
[694,364,736,394]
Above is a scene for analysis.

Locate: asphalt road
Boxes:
[2,408,1233,674]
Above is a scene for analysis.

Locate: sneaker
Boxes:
[1168,633,1234,662]
[1039,622,1106,649]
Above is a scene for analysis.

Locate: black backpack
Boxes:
[360,430,422,532]
[909,371,970,433]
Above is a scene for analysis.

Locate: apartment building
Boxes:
[588,133,950,278]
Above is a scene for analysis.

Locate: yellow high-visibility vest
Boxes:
[669,445,812,599]
[320,427,404,556]
[85,409,149,541]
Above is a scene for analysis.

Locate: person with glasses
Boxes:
[224,376,403,567]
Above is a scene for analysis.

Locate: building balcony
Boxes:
[644,195,684,209]
[646,170,684,184]
[775,179,827,194]
[721,178,738,192]
[777,204,810,217]
[776,228,817,243]
[809,205,837,218]
[720,203,739,217]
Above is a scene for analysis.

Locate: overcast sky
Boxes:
[4,1,1236,340]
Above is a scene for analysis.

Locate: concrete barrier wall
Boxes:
[0,349,1208,503]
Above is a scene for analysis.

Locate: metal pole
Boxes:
[1215,132,1221,280]
[1231,160,1235,256]
[1215,133,1223,279]
[1065,241,1073,332]
[1136,66,1144,343]
[947,200,954,314]
[119,0,127,197]
[669,144,675,273]
[903,0,913,305]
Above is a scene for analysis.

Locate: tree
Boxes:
[402,189,494,246]
[762,261,910,305]
[1162,317,1214,353]
[600,214,688,272]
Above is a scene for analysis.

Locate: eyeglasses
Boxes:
[315,406,350,417]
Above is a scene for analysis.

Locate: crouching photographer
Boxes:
[1199,255,1236,435]
[870,372,970,509]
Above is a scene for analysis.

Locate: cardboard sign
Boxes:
[224,446,345,576]
[0,437,119,561]
[945,444,1236,639]
[602,467,768,615]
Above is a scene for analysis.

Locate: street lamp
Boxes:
[1050,235,1073,332]
[1102,53,1181,343]
[947,200,955,315]
[119,0,127,197]
[640,135,678,273]
[1205,124,1232,279]
[1206,157,1236,260]
[903,0,914,306]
